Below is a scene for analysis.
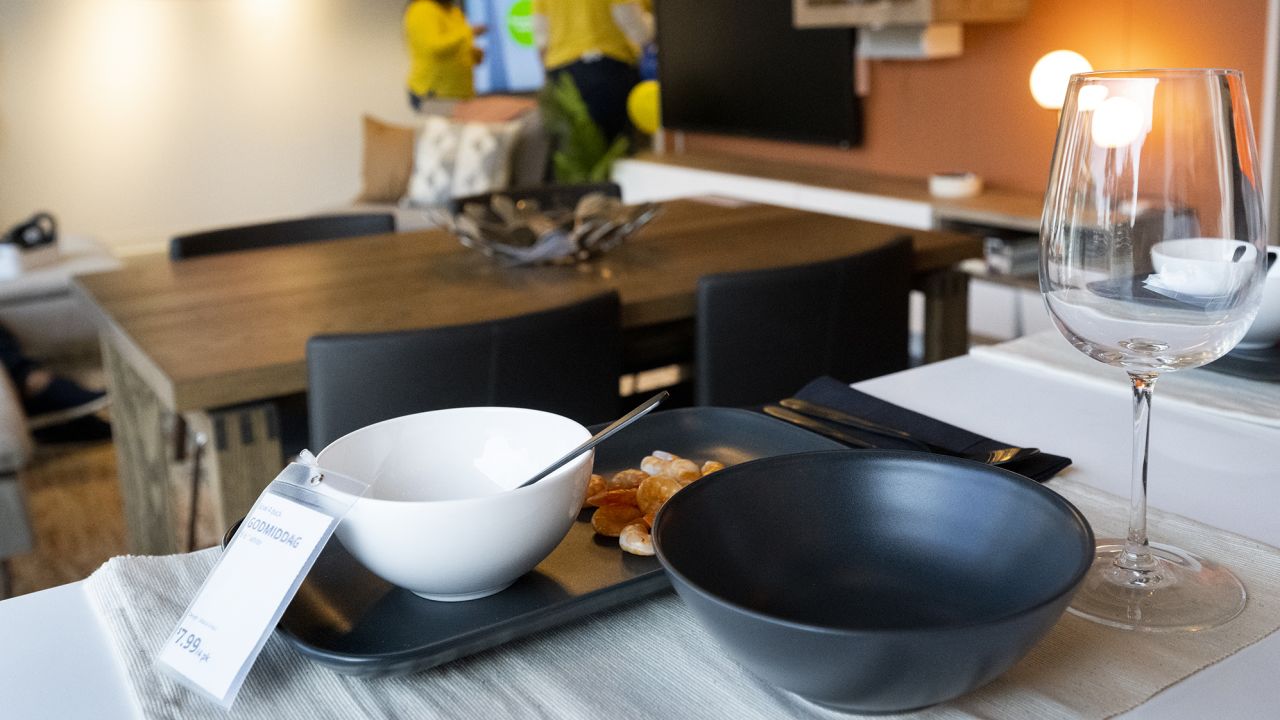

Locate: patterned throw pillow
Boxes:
[451,121,522,197]
[403,117,522,208]
[404,116,462,208]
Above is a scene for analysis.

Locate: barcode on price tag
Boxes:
[157,458,368,707]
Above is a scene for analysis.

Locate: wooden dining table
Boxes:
[73,199,980,554]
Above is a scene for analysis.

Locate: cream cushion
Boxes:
[404,117,523,208]
[355,115,417,204]
[451,120,522,197]
[405,116,463,208]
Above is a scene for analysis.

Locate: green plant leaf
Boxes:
[589,135,630,182]
[552,151,588,185]
[538,73,631,185]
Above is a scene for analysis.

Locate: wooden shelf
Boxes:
[795,0,1028,29]
[624,151,1044,234]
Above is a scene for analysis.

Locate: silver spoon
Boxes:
[517,391,669,488]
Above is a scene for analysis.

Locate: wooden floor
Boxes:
[5,439,126,597]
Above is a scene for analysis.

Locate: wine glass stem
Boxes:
[1117,372,1160,579]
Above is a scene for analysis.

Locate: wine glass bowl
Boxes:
[1040,69,1267,631]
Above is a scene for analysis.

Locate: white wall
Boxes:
[0,0,417,255]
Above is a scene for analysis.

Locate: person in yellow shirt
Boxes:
[404,0,486,109]
[532,0,653,140]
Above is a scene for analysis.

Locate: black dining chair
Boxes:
[169,213,395,260]
[306,292,622,449]
[694,237,913,408]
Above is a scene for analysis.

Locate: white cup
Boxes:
[1238,246,1280,349]
[1149,238,1258,297]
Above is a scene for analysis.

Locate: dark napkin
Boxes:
[778,376,1072,483]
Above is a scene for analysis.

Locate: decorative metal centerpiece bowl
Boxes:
[437,192,661,266]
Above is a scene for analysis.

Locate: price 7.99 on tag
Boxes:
[170,626,211,664]
[158,489,334,707]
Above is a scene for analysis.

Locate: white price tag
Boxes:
[158,457,368,708]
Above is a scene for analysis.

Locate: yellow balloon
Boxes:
[627,80,661,135]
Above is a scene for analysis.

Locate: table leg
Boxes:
[919,268,971,363]
[102,340,285,552]
[100,339,180,555]
[186,404,283,540]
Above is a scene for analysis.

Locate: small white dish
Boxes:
[316,407,592,602]
[1149,238,1258,297]
[1238,246,1280,349]
[928,172,983,199]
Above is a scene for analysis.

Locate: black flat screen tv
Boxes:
[655,0,861,146]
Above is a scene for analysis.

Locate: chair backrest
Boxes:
[306,292,622,449]
[169,213,396,260]
[449,182,622,216]
[694,237,912,408]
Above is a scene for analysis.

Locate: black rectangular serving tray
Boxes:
[238,406,842,677]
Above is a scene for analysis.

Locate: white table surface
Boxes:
[1,349,1277,719]
[858,353,1280,720]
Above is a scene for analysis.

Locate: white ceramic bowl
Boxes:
[316,407,592,601]
[1239,246,1280,349]
[1149,238,1258,297]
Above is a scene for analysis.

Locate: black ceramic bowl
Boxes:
[652,450,1093,714]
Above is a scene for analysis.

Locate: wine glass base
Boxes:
[1067,539,1246,632]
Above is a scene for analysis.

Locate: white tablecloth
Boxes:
[972,331,1280,428]
[81,477,1280,720]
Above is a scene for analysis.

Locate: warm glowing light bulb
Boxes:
[239,0,291,22]
[1030,50,1092,109]
[1091,96,1144,148]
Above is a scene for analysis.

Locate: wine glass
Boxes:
[1040,69,1267,631]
